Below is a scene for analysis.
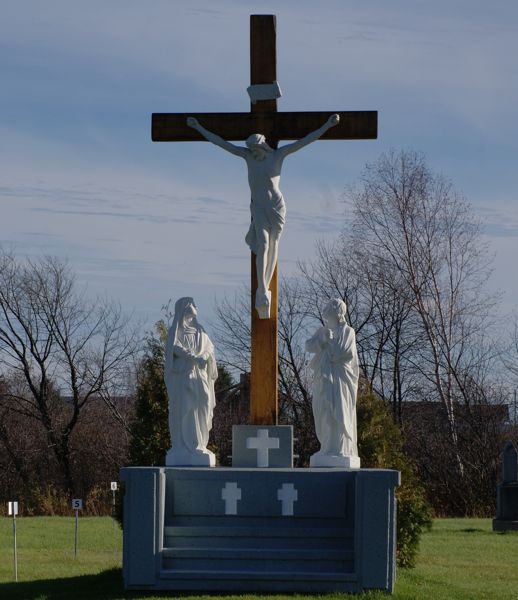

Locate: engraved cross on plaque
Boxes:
[246,428,280,468]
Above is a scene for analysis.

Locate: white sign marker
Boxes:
[110,482,118,518]
[246,429,280,467]
[72,499,83,557]
[277,483,298,516]
[221,482,242,515]
[8,502,18,581]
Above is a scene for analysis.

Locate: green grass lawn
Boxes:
[0,517,517,599]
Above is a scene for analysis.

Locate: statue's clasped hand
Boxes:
[196,355,207,368]
[319,327,334,345]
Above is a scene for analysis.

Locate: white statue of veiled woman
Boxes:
[164,297,218,467]
[305,298,361,468]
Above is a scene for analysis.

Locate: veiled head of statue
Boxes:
[174,297,197,325]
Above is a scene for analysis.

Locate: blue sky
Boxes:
[2,0,518,332]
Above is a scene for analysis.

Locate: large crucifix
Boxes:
[152,15,377,426]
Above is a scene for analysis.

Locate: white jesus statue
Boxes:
[187,114,340,319]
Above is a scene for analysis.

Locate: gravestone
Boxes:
[493,441,518,531]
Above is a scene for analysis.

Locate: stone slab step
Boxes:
[162,558,352,573]
[156,568,360,593]
[160,568,357,582]
[164,525,353,538]
[164,536,347,550]
[167,515,350,527]
[162,547,353,560]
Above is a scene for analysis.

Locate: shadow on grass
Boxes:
[0,569,387,600]
[0,569,129,600]
[460,527,518,535]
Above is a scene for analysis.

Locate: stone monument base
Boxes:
[165,448,215,467]
[493,443,518,532]
[121,466,399,593]
[310,452,361,469]
[492,518,518,531]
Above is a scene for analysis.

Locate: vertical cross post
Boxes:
[250,14,278,425]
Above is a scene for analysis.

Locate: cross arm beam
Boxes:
[151,111,377,142]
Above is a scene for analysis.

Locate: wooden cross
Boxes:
[152,15,377,426]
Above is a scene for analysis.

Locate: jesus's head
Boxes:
[246,133,273,160]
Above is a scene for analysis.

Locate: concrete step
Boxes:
[160,568,358,581]
[157,568,360,593]
[167,515,350,527]
[161,546,354,573]
[164,524,353,537]
[164,524,353,551]
[162,547,353,560]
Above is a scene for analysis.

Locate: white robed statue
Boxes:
[187,114,340,319]
[164,297,218,467]
[306,298,361,468]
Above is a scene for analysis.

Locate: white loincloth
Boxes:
[245,195,286,254]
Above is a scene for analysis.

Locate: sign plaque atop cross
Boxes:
[152,15,377,426]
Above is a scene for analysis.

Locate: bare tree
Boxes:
[0,251,139,495]
[211,288,251,374]
[347,150,498,473]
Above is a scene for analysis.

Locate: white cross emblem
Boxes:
[221,482,242,515]
[277,483,298,516]
[246,428,280,467]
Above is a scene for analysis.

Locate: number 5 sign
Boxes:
[71,499,83,557]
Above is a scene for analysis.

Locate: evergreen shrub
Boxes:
[357,385,432,568]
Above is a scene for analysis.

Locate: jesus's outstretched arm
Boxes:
[278,114,340,158]
[187,117,248,158]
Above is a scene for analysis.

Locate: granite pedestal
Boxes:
[121,466,400,593]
